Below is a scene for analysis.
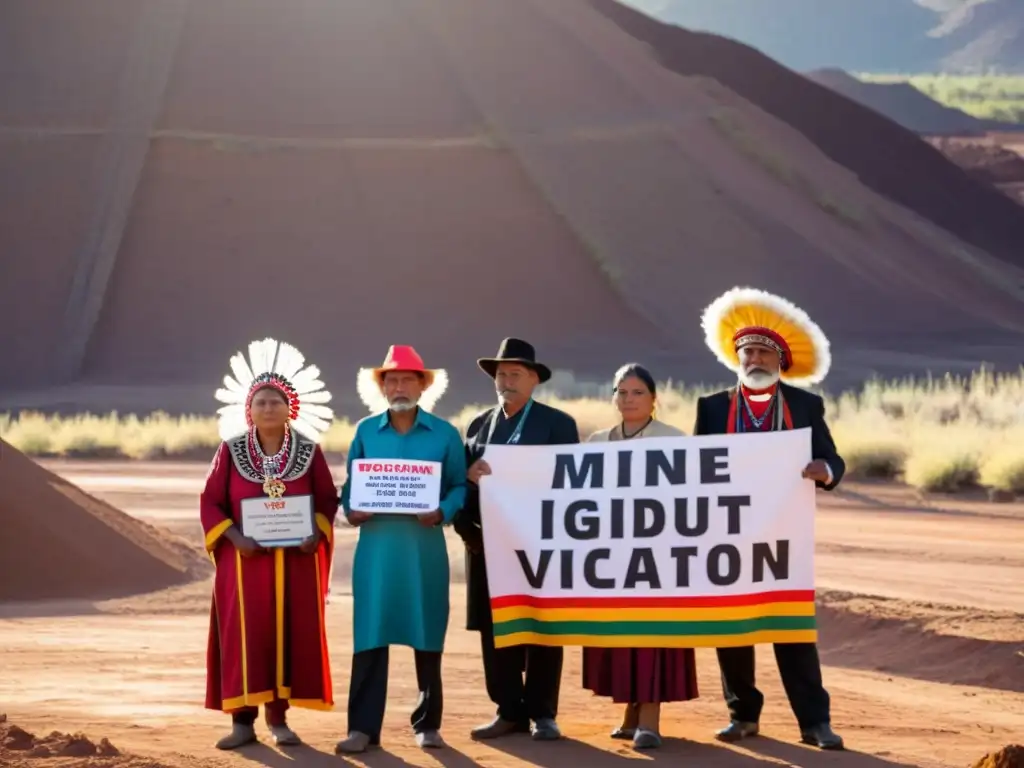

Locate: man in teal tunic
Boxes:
[335,345,467,754]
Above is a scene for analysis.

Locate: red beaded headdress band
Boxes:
[701,287,831,386]
[733,326,793,371]
[244,373,301,427]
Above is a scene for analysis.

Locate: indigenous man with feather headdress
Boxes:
[694,288,845,751]
[336,345,467,755]
[200,338,339,750]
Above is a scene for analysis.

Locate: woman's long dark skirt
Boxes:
[582,647,699,703]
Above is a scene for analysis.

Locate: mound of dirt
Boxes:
[972,744,1024,768]
[0,714,171,768]
[589,0,1024,271]
[1,719,119,758]
[816,592,1024,693]
[5,0,1024,413]
[0,440,208,602]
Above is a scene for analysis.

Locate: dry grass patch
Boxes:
[3,368,1023,498]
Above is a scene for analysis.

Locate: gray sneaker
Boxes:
[531,718,562,741]
[215,723,256,750]
[633,728,662,749]
[714,720,759,742]
[335,731,372,754]
[269,724,300,746]
[470,717,524,740]
[416,730,446,749]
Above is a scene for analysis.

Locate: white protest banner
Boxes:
[347,459,442,514]
[478,429,816,649]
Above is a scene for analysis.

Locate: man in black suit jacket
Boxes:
[694,287,845,751]
[453,338,579,743]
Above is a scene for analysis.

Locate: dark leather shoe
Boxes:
[714,720,759,742]
[801,723,844,750]
[470,717,527,740]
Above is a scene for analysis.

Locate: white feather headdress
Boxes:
[214,338,334,442]
[356,344,449,413]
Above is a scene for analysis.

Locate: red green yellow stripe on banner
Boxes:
[489,590,817,649]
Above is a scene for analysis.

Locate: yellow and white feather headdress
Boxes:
[700,287,831,386]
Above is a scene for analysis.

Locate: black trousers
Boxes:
[347,647,443,740]
[479,612,562,723]
[716,643,831,728]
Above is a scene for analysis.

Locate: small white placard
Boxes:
[240,494,314,547]
[348,459,442,514]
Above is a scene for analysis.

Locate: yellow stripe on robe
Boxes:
[205,519,233,551]
[315,513,333,543]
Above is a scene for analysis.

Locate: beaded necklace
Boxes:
[247,424,291,498]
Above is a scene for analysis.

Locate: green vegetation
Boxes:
[859,73,1024,124]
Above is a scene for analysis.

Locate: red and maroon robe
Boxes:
[200,434,338,713]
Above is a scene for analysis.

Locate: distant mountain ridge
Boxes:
[628,0,1024,73]
[805,68,1021,135]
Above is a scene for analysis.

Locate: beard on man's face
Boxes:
[388,396,416,412]
[739,365,780,390]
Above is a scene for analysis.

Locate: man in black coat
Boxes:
[693,287,845,751]
[453,338,579,742]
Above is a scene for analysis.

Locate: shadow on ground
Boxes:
[816,602,1024,693]
[475,733,919,767]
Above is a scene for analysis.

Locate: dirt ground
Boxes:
[1,460,1022,768]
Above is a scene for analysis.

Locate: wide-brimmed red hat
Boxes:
[356,345,449,413]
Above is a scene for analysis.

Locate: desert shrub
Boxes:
[830,411,907,479]
[903,430,984,493]
[978,430,1024,495]
[4,367,1024,499]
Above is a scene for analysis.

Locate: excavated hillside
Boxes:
[2,0,1024,415]
[590,0,1024,271]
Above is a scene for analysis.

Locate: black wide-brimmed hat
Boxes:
[477,337,552,383]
